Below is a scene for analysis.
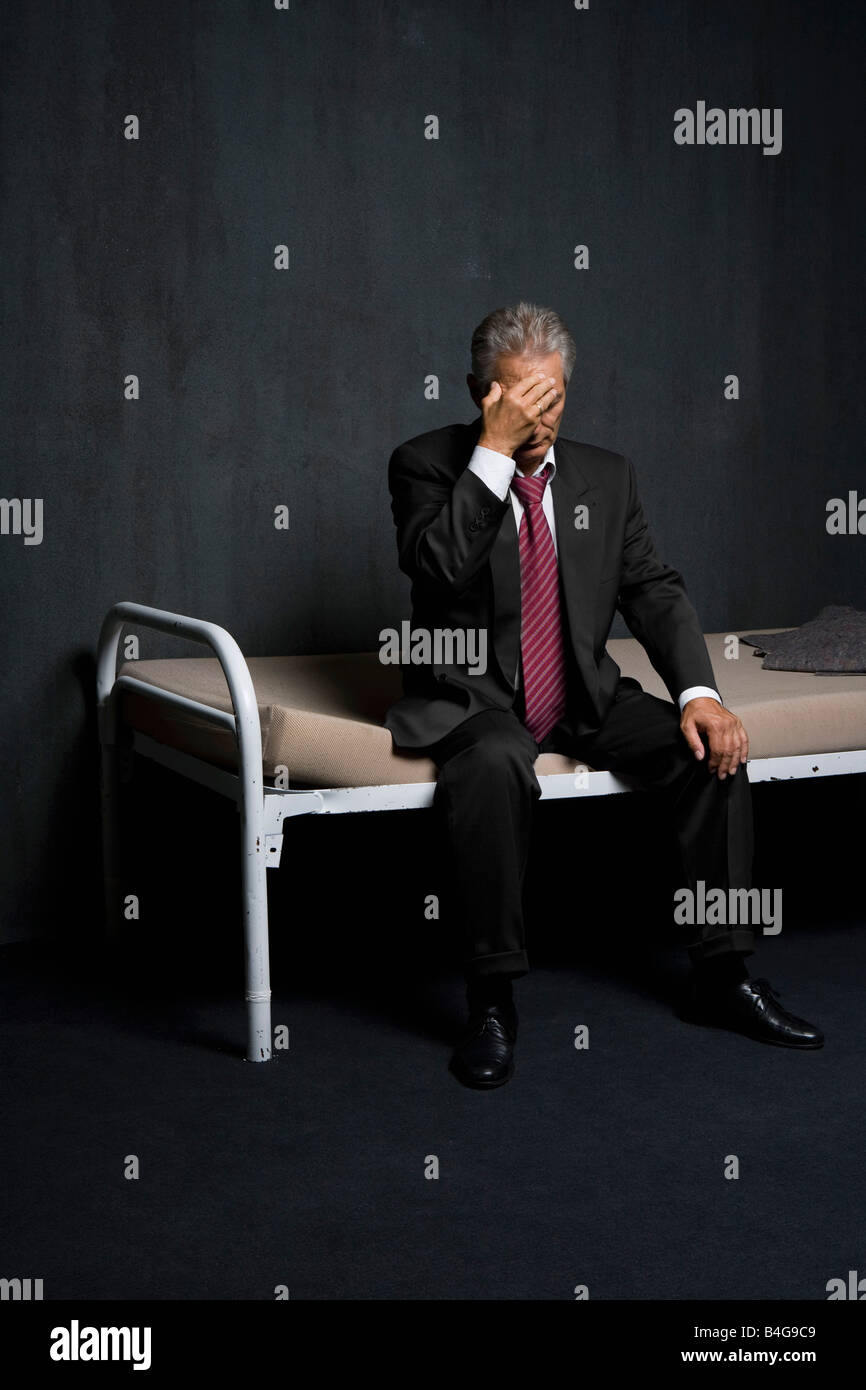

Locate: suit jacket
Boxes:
[384,414,719,749]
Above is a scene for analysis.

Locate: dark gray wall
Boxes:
[1,0,863,944]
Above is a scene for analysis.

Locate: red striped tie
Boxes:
[510,465,567,743]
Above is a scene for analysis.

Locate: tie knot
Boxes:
[510,465,550,507]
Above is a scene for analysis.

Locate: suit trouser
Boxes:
[422,677,756,981]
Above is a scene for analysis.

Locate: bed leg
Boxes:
[241,801,272,1062]
[98,707,123,944]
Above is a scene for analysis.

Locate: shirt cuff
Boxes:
[678,686,722,711]
[467,444,516,501]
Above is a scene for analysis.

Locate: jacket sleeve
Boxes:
[616,457,720,700]
[388,439,511,593]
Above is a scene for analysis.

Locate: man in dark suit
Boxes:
[385,302,822,1088]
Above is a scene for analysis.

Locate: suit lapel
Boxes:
[489,484,521,690]
[550,438,605,669]
[460,416,523,690]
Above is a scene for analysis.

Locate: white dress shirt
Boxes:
[467,442,721,711]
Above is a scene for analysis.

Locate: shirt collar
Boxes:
[515,443,556,481]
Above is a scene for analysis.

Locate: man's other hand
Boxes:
[478,372,560,458]
[680,697,749,780]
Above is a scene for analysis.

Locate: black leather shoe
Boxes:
[450,1001,518,1088]
[680,976,824,1048]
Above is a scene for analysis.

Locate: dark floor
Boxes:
[1,765,864,1300]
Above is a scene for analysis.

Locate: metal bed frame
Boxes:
[96,601,866,1063]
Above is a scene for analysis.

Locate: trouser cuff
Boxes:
[465,949,529,981]
[687,929,756,963]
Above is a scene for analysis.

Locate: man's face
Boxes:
[482,351,567,468]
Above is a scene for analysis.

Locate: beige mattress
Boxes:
[117,632,866,789]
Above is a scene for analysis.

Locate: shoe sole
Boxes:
[678,1009,824,1048]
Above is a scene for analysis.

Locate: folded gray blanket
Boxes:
[741,605,866,674]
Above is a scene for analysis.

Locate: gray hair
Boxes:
[470,301,576,391]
